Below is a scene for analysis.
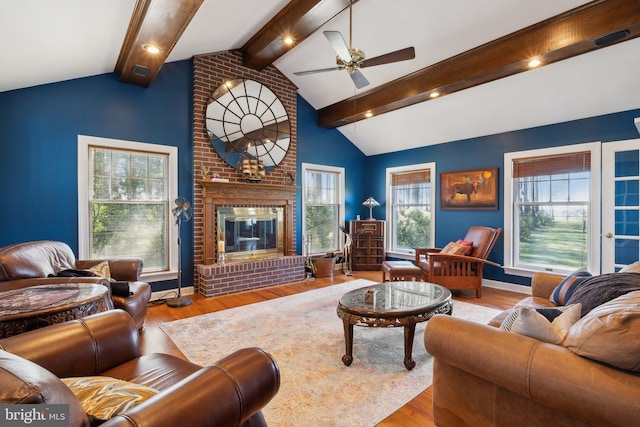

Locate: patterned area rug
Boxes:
[160,279,501,426]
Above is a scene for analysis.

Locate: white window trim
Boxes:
[385,162,436,260]
[503,141,601,277]
[301,162,345,257]
[78,135,179,282]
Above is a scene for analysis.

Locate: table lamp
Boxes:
[362,196,380,220]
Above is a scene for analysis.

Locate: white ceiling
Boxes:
[2,0,639,156]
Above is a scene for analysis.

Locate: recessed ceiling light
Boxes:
[430,91,440,98]
[528,58,542,68]
[143,44,160,54]
[282,35,294,46]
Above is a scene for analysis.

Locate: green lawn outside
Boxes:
[520,220,588,269]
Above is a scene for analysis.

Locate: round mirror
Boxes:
[206,79,290,170]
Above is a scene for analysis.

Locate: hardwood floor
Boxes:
[140,270,524,426]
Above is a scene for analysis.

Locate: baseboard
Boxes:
[482,279,530,295]
[150,286,194,301]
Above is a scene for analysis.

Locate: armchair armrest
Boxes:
[414,247,442,264]
[0,310,141,377]
[105,348,281,427]
[76,259,143,282]
[427,252,501,268]
[424,315,640,427]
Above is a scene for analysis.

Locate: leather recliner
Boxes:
[0,240,151,329]
[0,309,280,427]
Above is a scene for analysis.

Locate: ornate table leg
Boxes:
[341,318,354,366]
[403,323,417,370]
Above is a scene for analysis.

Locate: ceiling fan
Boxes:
[293,0,415,89]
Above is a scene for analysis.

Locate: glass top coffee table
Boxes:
[336,281,452,370]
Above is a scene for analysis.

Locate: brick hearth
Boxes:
[197,256,305,297]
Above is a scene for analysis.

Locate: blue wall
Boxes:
[2,60,639,289]
[296,95,367,251]
[365,108,640,285]
[0,61,194,291]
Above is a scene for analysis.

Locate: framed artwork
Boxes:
[440,168,498,210]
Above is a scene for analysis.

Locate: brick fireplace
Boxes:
[192,51,304,297]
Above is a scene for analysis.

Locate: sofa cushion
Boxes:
[567,272,640,316]
[564,290,640,371]
[0,350,89,427]
[549,268,592,306]
[500,304,581,345]
[62,376,158,426]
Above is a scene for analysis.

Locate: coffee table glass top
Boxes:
[338,281,451,317]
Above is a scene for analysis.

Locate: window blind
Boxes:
[391,169,431,186]
[513,152,590,178]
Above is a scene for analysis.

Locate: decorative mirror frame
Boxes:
[206,78,291,171]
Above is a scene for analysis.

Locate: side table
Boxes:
[0,283,111,338]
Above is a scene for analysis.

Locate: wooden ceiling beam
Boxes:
[241,0,357,71]
[318,0,640,128]
[115,0,203,87]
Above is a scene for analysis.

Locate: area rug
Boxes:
[160,279,501,426]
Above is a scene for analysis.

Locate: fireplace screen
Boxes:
[218,207,284,261]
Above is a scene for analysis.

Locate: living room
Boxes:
[1,1,640,426]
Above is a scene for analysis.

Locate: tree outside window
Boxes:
[302,164,344,256]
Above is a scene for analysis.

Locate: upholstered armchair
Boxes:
[0,240,151,329]
[415,226,501,297]
[0,310,280,427]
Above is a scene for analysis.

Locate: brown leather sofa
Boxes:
[424,267,640,427]
[0,309,280,427]
[0,240,151,329]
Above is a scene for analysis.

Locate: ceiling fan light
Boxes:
[429,91,440,98]
[364,111,373,118]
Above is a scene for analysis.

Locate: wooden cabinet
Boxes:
[349,220,385,271]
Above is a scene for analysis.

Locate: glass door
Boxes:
[602,139,640,272]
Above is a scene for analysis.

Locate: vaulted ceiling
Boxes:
[2,0,639,155]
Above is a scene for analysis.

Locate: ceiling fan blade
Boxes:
[360,46,415,68]
[293,67,342,76]
[323,31,352,63]
[350,69,369,89]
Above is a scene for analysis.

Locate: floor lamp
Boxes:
[167,197,193,308]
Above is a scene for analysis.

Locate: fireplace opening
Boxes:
[218,206,284,261]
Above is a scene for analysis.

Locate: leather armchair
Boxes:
[0,240,151,329]
[415,226,501,297]
[0,310,280,427]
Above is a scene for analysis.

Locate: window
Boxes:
[78,135,178,282]
[301,163,345,256]
[504,142,601,276]
[386,163,436,258]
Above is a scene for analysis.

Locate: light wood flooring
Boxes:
[140,270,524,426]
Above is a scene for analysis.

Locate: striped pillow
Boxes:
[550,269,592,306]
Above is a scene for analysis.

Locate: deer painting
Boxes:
[450,177,485,204]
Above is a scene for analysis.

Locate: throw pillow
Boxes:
[62,376,158,426]
[564,290,640,372]
[87,261,112,282]
[549,268,592,306]
[456,239,474,255]
[440,242,470,255]
[567,272,640,316]
[502,304,581,345]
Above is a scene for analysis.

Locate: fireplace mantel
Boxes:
[201,181,297,264]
